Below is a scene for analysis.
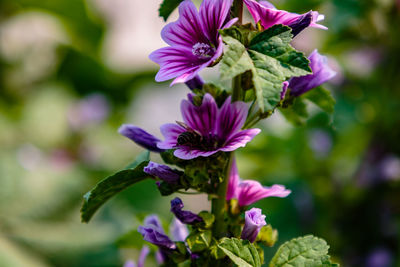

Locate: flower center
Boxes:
[177,130,220,151]
[192,42,214,59]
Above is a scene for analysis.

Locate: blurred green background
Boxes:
[0,0,399,266]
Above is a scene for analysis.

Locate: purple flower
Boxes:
[118,124,164,153]
[123,260,136,267]
[170,218,189,242]
[138,215,176,250]
[149,0,238,85]
[244,0,326,35]
[241,208,267,243]
[157,93,261,160]
[170,197,203,225]
[289,50,337,96]
[185,75,204,91]
[144,161,181,183]
[226,158,291,206]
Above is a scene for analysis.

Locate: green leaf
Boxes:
[186,230,212,252]
[81,157,150,223]
[159,0,184,21]
[198,211,215,229]
[220,24,311,113]
[279,97,309,126]
[217,238,261,267]
[269,235,335,267]
[125,150,150,169]
[304,87,336,113]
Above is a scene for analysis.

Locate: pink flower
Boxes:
[244,0,327,36]
[226,158,291,206]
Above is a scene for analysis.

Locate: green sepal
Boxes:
[169,241,189,263]
[256,225,278,247]
[269,235,338,267]
[80,152,151,223]
[217,237,261,267]
[186,230,212,252]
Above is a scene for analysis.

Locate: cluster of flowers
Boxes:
[118,0,336,265]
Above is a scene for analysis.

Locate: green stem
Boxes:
[232,0,243,24]
[232,75,242,102]
[211,153,233,238]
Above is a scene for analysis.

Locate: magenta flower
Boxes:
[241,208,267,243]
[244,0,327,35]
[289,50,337,96]
[149,0,238,85]
[226,159,291,206]
[157,94,261,160]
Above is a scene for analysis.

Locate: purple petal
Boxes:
[289,50,337,96]
[144,214,165,234]
[157,123,186,150]
[238,181,291,206]
[226,157,240,201]
[241,208,267,243]
[138,246,150,267]
[181,93,218,136]
[170,218,189,242]
[170,197,203,225]
[174,147,218,160]
[149,46,205,84]
[244,0,326,30]
[161,0,207,47]
[217,97,248,141]
[138,226,176,250]
[199,0,234,45]
[288,11,313,37]
[144,161,181,183]
[220,128,261,152]
[118,124,164,153]
[123,260,136,267]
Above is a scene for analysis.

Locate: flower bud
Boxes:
[241,208,267,243]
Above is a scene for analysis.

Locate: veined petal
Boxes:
[238,181,291,206]
[199,0,234,45]
[161,0,207,47]
[149,46,204,83]
[220,128,261,152]
[181,93,218,136]
[217,97,248,141]
[174,147,218,160]
[158,123,186,149]
[244,0,326,31]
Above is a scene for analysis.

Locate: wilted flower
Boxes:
[241,208,267,243]
[138,215,176,250]
[289,50,336,96]
[150,0,238,85]
[157,93,261,160]
[244,0,326,36]
[144,161,181,183]
[170,197,203,225]
[226,159,291,206]
[119,124,164,152]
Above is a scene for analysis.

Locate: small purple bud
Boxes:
[241,208,267,243]
[144,161,181,183]
[138,215,176,250]
[185,75,204,91]
[118,124,164,153]
[170,197,203,225]
[288,11,313,37]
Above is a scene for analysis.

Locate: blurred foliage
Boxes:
[0,0,399,266]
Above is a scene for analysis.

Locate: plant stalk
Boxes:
[232,0,243,24]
